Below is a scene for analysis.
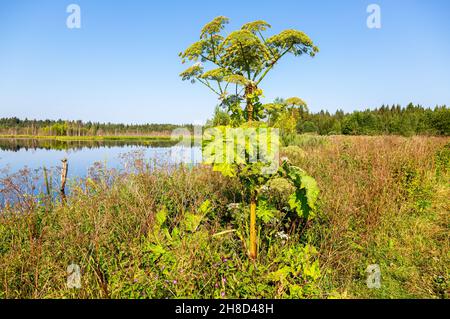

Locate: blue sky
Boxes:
[0,0,449,124]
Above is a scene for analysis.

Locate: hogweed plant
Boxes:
[264,97,309,137]
[180,16,320,260]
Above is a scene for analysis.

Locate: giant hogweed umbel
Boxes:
[179,17,319,260]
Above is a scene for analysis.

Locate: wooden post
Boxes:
[43,166,51,196]
[60,159,68,202]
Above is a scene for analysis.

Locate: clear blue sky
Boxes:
[0,0,449,124]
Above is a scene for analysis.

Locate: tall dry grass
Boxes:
[290,136,449,297]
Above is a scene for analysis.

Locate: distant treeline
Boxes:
[0,118,194,137]
[1,104,448,137]
[297,104,449,136]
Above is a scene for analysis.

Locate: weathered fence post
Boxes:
[60,159,68,202]
[43,166,51,196]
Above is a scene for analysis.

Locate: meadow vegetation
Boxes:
[1,15,448,300]
[0,135,448,299]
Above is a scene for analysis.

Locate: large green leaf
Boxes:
[300,175,319,210]
[183,212,204,232]
[283,163,320,220]
[256,200,277,223]
[155,207,167,226]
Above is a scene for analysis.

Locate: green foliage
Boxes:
[229,159,321,224]
[242,20,271,34]
[435,142,450,178]
[221,30,271,75]
[256,200,277,223]
[266,30,319,57]
[184,200,212,232]
[280,162,320,220]
[155,207,167,226]
[342,112,380,135]
[202,124,280,186]
[0,117,194,137]
[142,201,213,294]
[206,106,231,127]
[267,177,296,202]
[284,97,308,109]
[180,17,318,81]
[266,97,308,139]
[429,106,450,135]
[180,64,204,82]
[179,16,318,123]
[297,121,318,133]
[267,244,321,298]
[200,68,227,80]
[294,104,450,136]
[263,102,285,125]
[200,16,229,38]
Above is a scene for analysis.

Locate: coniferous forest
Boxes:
[1,103,448,137]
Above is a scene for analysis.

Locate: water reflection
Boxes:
[0,138,201,178]
[0,137,182,152]
[0,138,202,206]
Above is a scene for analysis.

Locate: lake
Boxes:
[0,138,202,186]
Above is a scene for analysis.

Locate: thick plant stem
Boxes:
[249,192,257,260]
[245,83,256,122]
[246,83,258,261]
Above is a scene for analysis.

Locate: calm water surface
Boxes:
[0,138,202,179]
